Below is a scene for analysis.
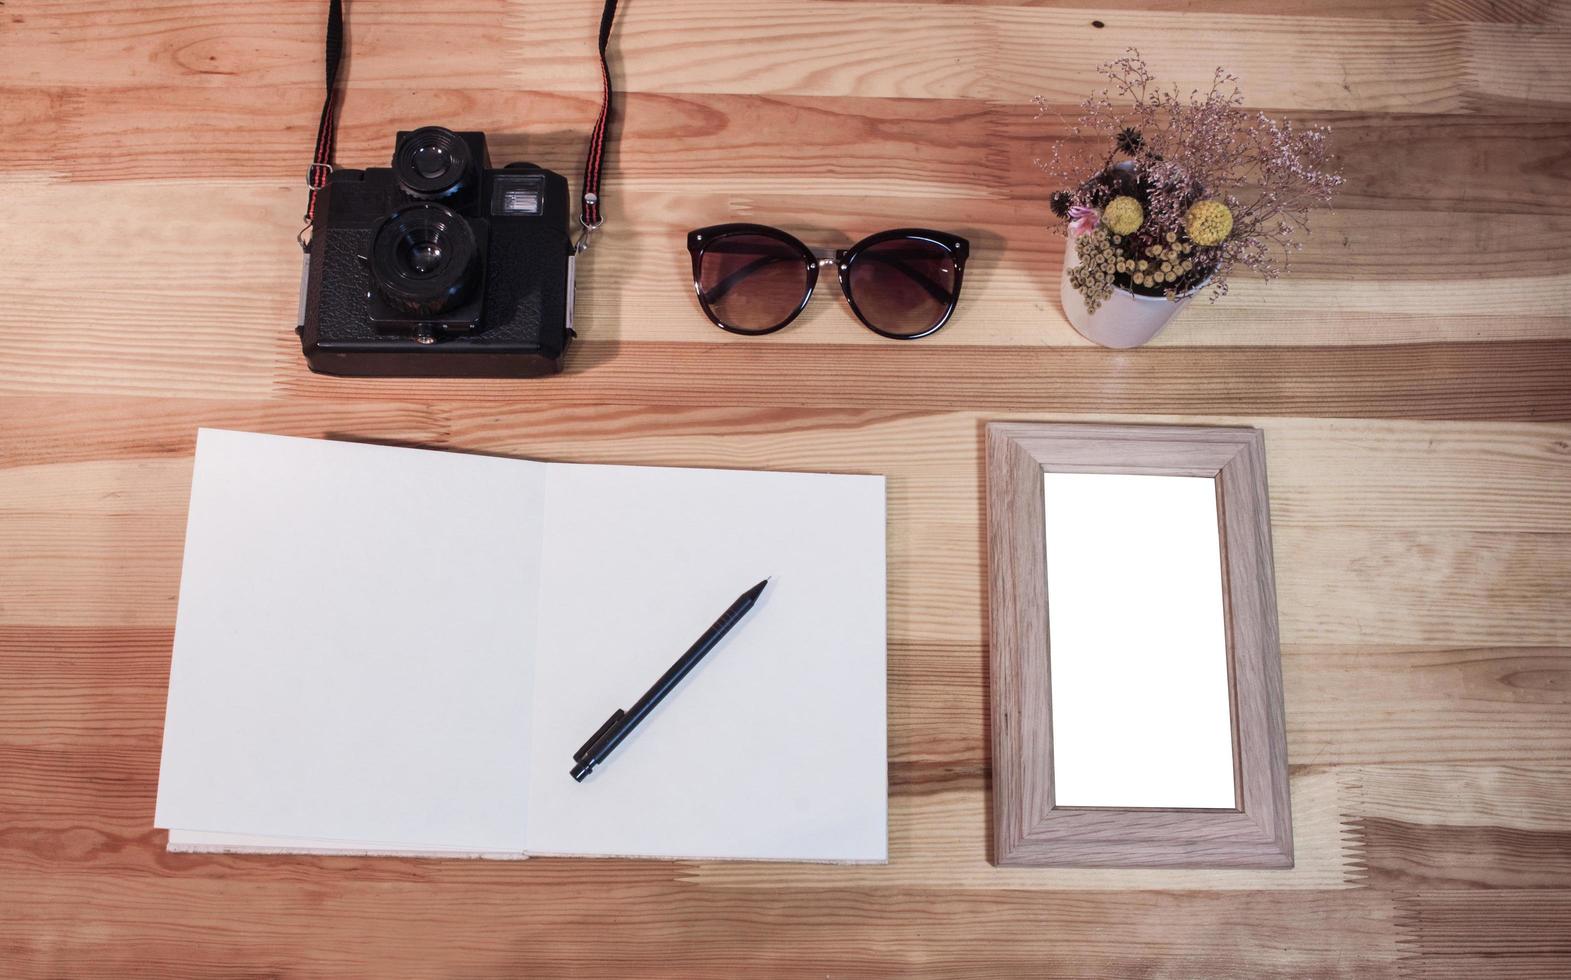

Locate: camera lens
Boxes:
[406,240,444,274]
[369,203,480,317]
[411,144,451,180]
[393,127,472,199]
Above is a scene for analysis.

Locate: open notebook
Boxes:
[154,429,888,862]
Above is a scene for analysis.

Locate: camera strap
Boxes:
[302,0,621,253]
[577,0,619,250]
[302,0,344,245]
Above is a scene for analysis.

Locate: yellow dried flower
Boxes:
[1184,199,1234,246]
[1103,196,1144,236]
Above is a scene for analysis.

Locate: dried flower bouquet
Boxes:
[1042,53,1343,315]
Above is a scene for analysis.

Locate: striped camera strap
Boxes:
[302,0,621,252]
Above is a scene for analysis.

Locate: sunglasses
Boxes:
[687,224,970,339]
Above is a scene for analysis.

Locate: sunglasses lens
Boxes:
[696,234,811,333]
[847,237,957,337]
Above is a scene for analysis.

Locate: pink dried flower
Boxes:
[1068,205,1100,235]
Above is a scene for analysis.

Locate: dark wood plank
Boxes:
[1360,818,1571,889]
[350,340,1571,418]
[1396,890,1571,979]
[0,876,1403,979]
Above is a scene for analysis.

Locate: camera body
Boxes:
[298,127,575,377]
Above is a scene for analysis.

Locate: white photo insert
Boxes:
[1043,472,1237,809]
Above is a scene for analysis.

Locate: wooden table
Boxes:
[3,1,1569,975]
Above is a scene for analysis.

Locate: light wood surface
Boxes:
[2,0,1569,975]
[987,424,1292,868]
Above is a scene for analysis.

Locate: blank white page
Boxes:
[525,463,887,862]
[1043,472,1237,809]
[154,429,544,853]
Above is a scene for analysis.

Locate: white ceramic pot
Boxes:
[1059,229,1203,349]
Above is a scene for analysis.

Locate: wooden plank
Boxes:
[7,2,1567,112]
[1286,646,1571,765]
[7,171,1567,356]
[1355,764,1571,831]
[9,156,1571,394]
[6,408,1568,531]
[0,2,1440,109]
[838,0,1571,24]
[1346,769,1571,891]
[11,333,1565,415]
[521,4,1530,112]
[16,90,1571,222]
[4,417,1568,649]
[0,874,1405,979]
[1359,818,1571,889]
[1275,527,1571,647]
[4,0,1570,973]
[1395,891,1571,979]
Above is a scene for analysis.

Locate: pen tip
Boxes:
[746,578,769,600]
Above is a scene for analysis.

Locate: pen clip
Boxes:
[574,708,625,763]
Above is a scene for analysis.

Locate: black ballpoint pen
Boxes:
[571,578,769,782]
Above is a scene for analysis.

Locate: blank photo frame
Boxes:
[986,423,1292,868]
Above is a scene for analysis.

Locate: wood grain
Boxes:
[3,0,1570,973]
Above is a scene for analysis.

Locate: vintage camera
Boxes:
[298,127,575,377]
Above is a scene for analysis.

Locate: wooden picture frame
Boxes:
[987,422,1292,868]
